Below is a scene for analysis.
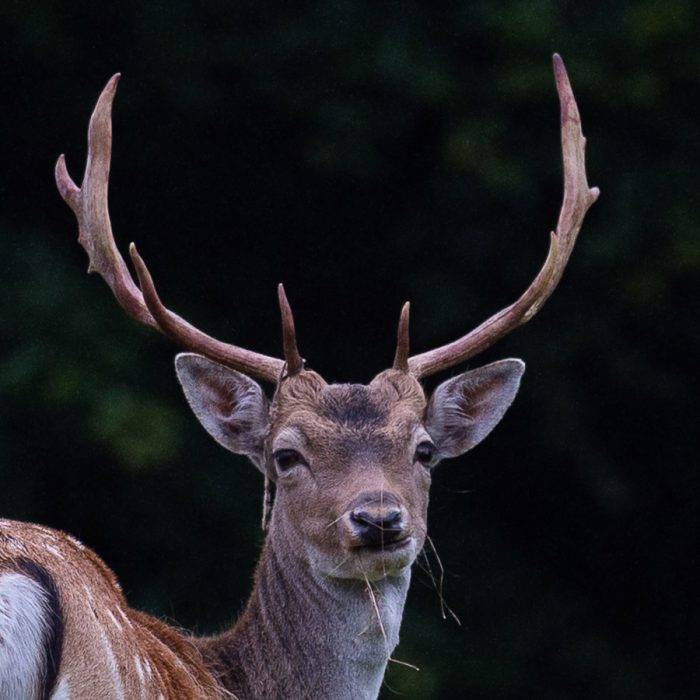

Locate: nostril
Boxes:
[350,508,401,525]
[384,508,402,529]
[350,509,371,527]
[350,507,405,546]
[350,508,401,528]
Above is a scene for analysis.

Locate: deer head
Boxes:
[55,54,597,589]
[175,354,522,582]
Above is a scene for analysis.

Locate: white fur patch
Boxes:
[134,654,145,685]
[95,625,125,700]
[83,585,94,607]
[106,609,123,631]
[37,528,57,540]
[67,535,85,550]
[116,606,132,628]
[0,571,53,699]
[45,543,64,559]
[50,675,71,699]
[4,536,26,553]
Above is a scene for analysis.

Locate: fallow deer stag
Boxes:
[0,54,597,700]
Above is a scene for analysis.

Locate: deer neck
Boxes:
[198,517,411,700]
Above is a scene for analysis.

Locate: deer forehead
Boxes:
[269,370,428,453]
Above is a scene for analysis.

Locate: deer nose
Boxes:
[349,506,405,547]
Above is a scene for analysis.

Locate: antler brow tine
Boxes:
[56,74,285,382]
[407,54,599,379]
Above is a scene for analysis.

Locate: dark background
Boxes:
[1,2,698,698]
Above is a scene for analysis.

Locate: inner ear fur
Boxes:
[426,359,525,459]
[175,353,270,470]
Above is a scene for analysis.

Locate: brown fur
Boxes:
[0,519,227,699]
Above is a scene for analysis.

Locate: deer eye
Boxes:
[273,449,307,473]
[414,441,436,468]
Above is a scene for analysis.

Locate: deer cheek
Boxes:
[277,490,340,554]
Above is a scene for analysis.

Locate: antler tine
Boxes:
[56,75,285,383]
[393,302,410,371]
[55,74,155,328]
[407,54,600,379]
[277,284,304,376]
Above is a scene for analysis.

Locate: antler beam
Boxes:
[55,74,287,382]
[406,54,599,378]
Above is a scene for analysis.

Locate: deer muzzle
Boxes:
[341,492,410,550]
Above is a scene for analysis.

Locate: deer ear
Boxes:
[175,353,270,470]
[426,359,525,459]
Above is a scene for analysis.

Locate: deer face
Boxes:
[176,354,524,582]
[266,369,430,580]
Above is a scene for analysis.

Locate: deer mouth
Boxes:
[348,536,417,579]
[320,535,417,580]
[350,535,417,573]
[352,537,411,553]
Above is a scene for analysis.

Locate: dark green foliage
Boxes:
[1,2,698,697]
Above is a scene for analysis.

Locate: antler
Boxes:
[55,74,292,383]
[405,54,599,379]
[393,302,411,372]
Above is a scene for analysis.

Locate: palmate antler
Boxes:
[55,74,301,382]
[395,54,599,378]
